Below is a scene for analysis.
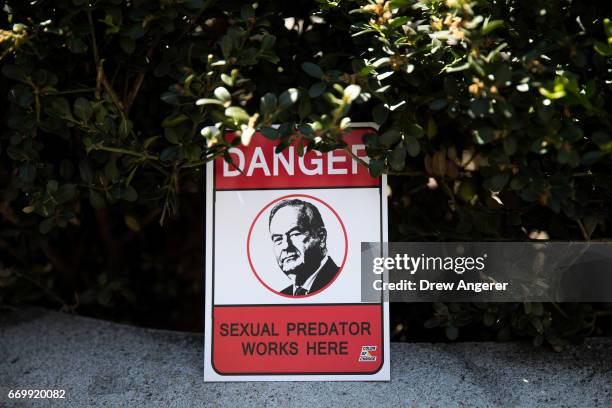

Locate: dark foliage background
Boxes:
[1,0,611,349]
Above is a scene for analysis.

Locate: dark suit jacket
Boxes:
[280,257,340,296]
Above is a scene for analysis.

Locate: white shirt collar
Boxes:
[293,256,329,295]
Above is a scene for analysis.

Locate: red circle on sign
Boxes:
[246,194,348,298]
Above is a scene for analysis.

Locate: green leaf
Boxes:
[297,123,314,135]
[261,127,280,140]
[102,14,120,34]
[406,123,424,139]
[368,159,385,177]
[604,18,612,37]
[240,126,255,145]
[377,71,394,81]
[79,161,93,183]
[67,37,88,53]
[386,99,406,111]
[47,97,73,120]
[389,0,412,7]
[258,50,279,64]
[260,93,277,115]
[55,184,77,204]
[6,146,27,161]
[343,84,361,103]
[125,25,146,40]
[372,57,390,68]
[160,91,180,105]
[162,114,189,127]
[404,136,420,157]
[119,118,132,139]
[109,184,138,202]
[489,172,510,191]
[221,73,234,87]
[105,160,120,182]
[219,35,232,59]
[557,148,580,166]
[592,132,612,151]
[1,65,26,81]
[433,303,449,315]
[423,317,441,329]
[445,325,459,341]
[240,4,255,19]
[160,146,180,161]
[380,130,401,146]
[308,82,326,98]
[298,95,311,120]
[503,137,517,155]
[196,98,224,106]
[19,163,36,184]
[473,127,494,144]
[426,118,438,139]
[200,125,220,139]
[481,19,504,35]
[458,181,478,202]
[89,190,106,209]
[373,104,389,125]
[594,42,612,57]
[279,88,299,109]
[301,62,324,79]
[47,180,59,194]
[124,214,141,232]
[124,185,138,202]
[339,117,351,130]
[389,143,406,171]
[261,34,276,50]
[581,151,606,166]
[559,126,583,142]
[73,97,93,121]
[185,145,202,161]
[10,86,33,108]
[144,135,161,148]
[39,218,55,234]
[429,99,447,110]
[390,16,409,28]
[224,106,250,123]
[214,87,231,102]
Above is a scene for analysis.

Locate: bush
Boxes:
[1,0,611,346]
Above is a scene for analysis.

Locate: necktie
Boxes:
[294,287,308,296]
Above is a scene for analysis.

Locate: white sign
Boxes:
[204,126,390,381]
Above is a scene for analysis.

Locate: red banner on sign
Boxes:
[212,304,383,374]
[214,129,377,190]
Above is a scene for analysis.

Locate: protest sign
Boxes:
[204,126,389,381]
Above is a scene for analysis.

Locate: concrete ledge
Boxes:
[1,308,611,407]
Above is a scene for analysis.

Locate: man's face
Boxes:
[269,206,325,278]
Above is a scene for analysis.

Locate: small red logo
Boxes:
[359,345,377,362]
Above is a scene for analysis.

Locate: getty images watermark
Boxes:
[371,252,506,293]
[361,242,612,302]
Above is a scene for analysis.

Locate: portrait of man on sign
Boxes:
[268,199,340,296]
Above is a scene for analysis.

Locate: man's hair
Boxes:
[268,199,325,234]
